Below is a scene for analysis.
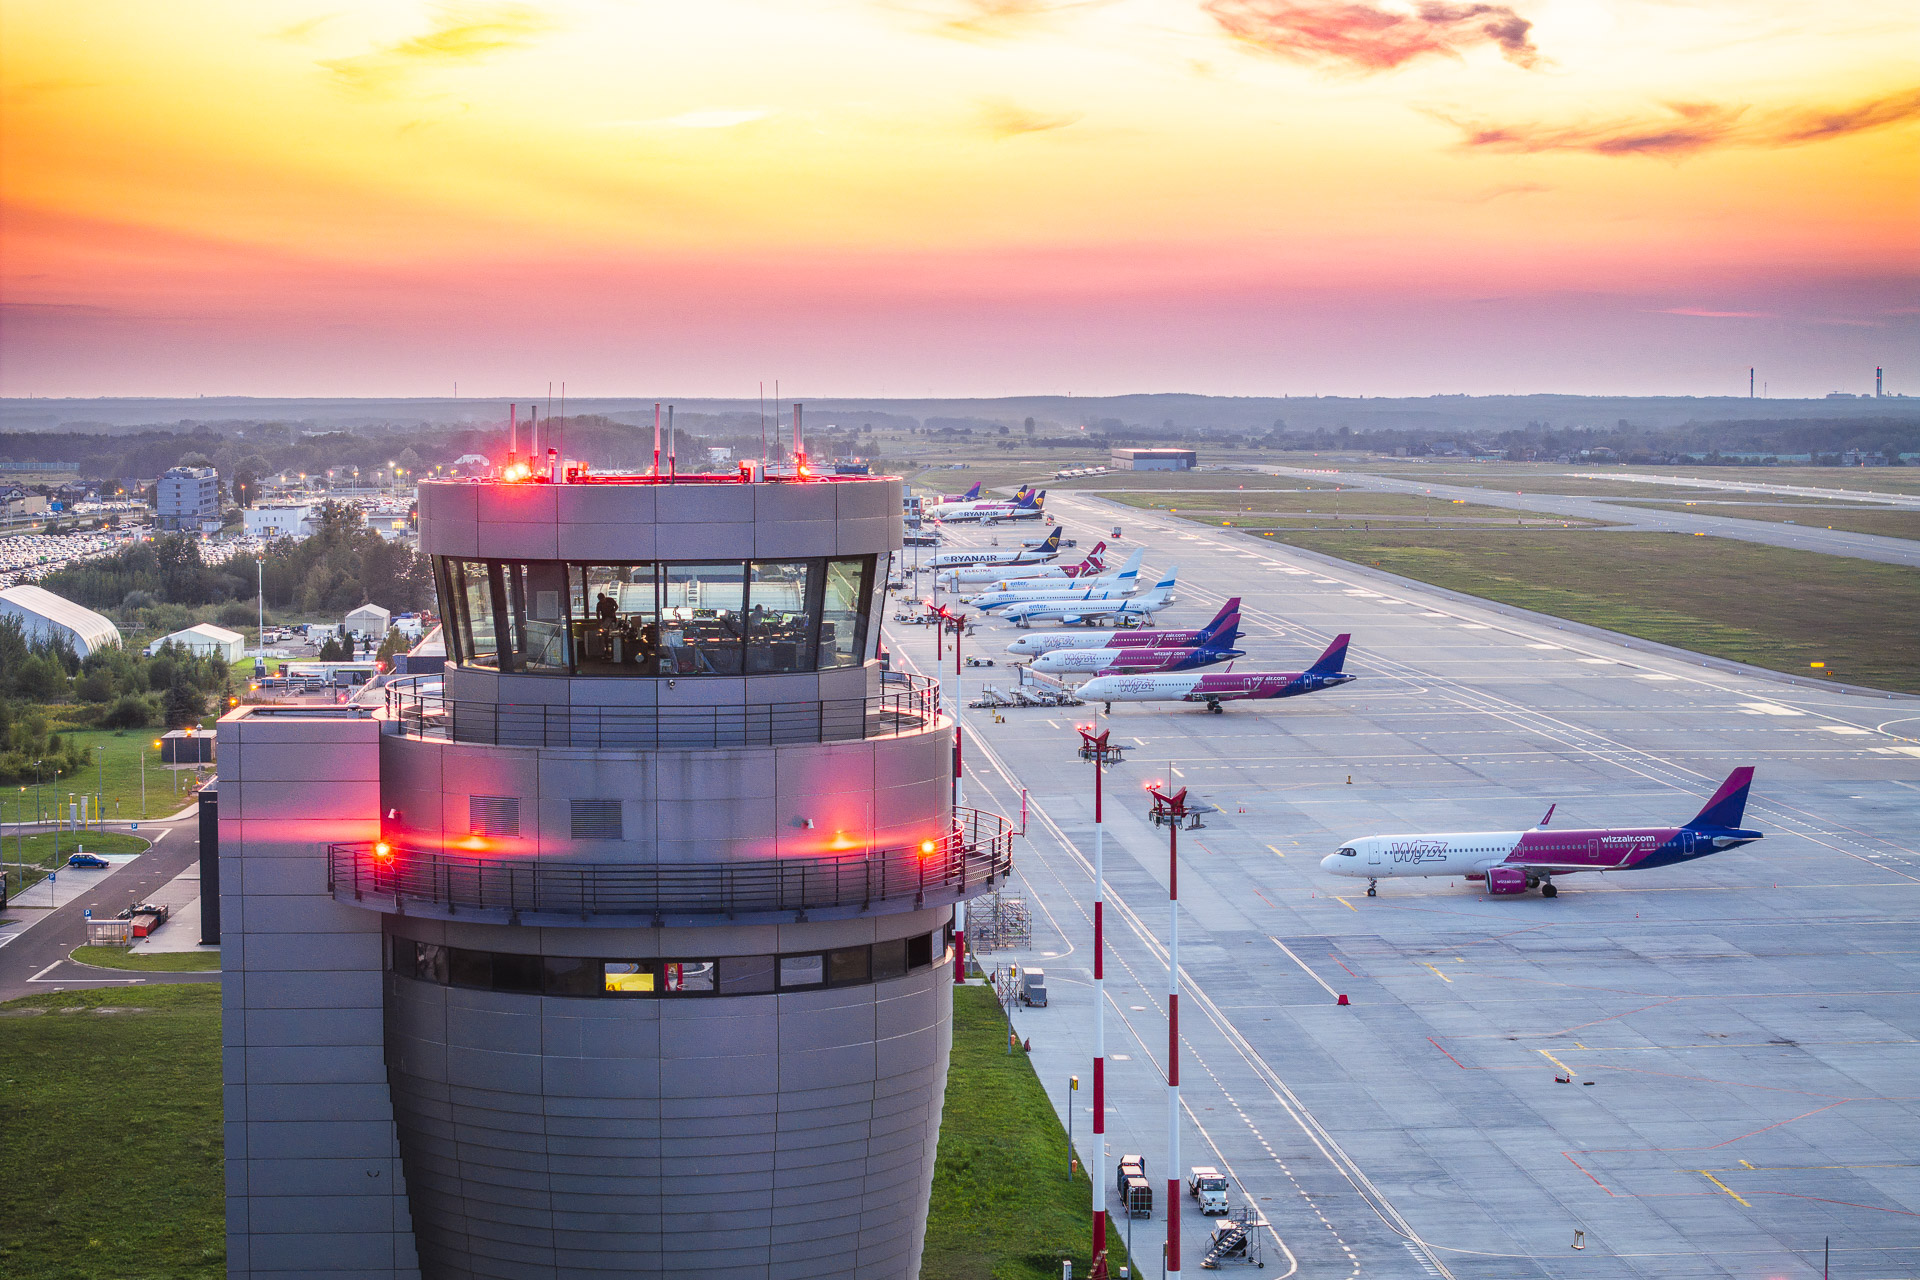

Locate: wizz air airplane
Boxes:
[1004,599,1242,656]
[935,481,982,503]
[928,526,1060,568]
[938,541,1107,586]
[1320,768,1763,899]
[1029,613,1242,675]
[1001,569,1179,627]
[964,549,1145,608]
[933,488,1046,522]
[1077,633,1352,713]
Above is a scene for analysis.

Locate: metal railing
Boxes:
[328,807,1013,924]
[383,672,941,749]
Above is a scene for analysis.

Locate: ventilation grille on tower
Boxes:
[468,795,520,837]
[570,799,623,840]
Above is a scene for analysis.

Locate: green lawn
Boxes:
[1615,500,1920,541]
[70,945,221,972]
[1102,487,1604,527]
[0,985,224,1280]
[1257,527,1920,692]
[922,984,1133,1280]
[6,724,211,829]
[2,831,149,896]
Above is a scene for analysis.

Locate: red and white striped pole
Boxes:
[1092,738,1108,1272]
[1158,787,1185,1277]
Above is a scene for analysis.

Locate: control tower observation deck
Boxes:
[219,469,1012,1280]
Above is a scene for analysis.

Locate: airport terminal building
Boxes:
[220,470,1010,1280]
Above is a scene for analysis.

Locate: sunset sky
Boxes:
[2,0,1915,398]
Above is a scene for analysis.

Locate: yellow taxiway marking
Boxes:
[1739,1161,1754,1169]
[1537,1049,1577,1075]
[1697,1172,1751,1207]
[1422,963,1454,984]
[1267,844,1286,858]
[1332,896,1358,912]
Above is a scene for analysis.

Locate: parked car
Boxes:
[66,852,110,869]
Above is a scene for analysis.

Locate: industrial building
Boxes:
[158,464,223,532]
[147,622,246,662]
[242,506,314,539]
[1110,447,1196,471]
[0,583,121,655]
[220,468,1006,1280]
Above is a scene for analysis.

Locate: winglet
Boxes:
[1307,633,1350,676]
[1539,803,1555,828]
[1684,767,1755,831]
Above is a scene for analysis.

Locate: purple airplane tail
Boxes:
[1198,599,1241,645]
[1684,767,1755,830]
[960,481,980,501]
[1307,633,1350,676]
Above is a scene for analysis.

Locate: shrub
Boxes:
[216,601,256,628]
[102,694,157,729]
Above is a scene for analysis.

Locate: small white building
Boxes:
[0,584,122,656]
[147,622,246,663]
[243,506,313,540]
[345,603,392,637]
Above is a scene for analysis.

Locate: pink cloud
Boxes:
[1203,0,1541,73]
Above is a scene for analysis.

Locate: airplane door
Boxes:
[1587,838,1600,863]
[1366,846,1382,867]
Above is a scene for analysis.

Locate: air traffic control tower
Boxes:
[220,463,1012,1280]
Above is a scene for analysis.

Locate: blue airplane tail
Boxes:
[1198,599,1241,645]
[1038,527,1060,551]
[1307,633,1350,676]
[1684,767,1755,830]
[1016,489,1044,508]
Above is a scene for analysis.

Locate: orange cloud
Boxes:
[976,99,1082,138]
[321,4,553,94]
[1436,86,1920,156]
[1203,0,1540,73]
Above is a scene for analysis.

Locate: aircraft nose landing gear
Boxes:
[1366,878,1377,898]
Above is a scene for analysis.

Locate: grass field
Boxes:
[1615,500,1920,541]
[0,984,224,1280]
[1255,527,1920,692]
[1101,488,1602,528]
[1,831,149,896]
[921,983,1132,1280]
[1334,462,1920,499]
[6,723,212,829]
[70,945,221,972]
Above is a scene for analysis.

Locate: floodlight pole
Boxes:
[1091,732,1110,1273]
[1149,785,1187,1279]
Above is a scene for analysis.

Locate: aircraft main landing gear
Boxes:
[1205,697,1224,714]
[1366,879,1377,898]
[1541,881,1558,898]
[1102,702,1112,715]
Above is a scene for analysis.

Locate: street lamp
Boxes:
[1077,725,1125,1277]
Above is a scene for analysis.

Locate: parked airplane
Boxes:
[1000,569,1180,627]
[1028,617,1243,675]
[937,541,1107,586]
[936,481,982,503]
[928,526,1060,568]
[933,489,1046,522]
[1320,767,1763,899]
[1077,633,1352,713]
[964,550,1146,608]
[1004,599,1242,657]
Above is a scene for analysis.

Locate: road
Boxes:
[1246,465,1920,567]
[891,494,1920,1279]
[0,813,215,1002]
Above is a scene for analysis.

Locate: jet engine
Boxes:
[1485,866,1529,895]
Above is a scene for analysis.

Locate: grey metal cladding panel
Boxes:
[540,1056,660,1100]
[246,1232,403,1272]
[546,1163,660,1191]
[771,1096,874,1135]
[474,483,558,526]
[775,1000,877,1052]
[549,1247,664,1275]
[656,522,755,559]
[777,1042,878,1090]
[772,1253,863,1280]
[658,1053,778,1097]
[554,483,655,526]
[652,1132,777,1165]
[244,930,384,973]
[659,1006,776,1058]
[243,1157,402,1199]
[443,997,542,1048]
[755,520,836,558]
[772,1117,872,1152]
[554,522,658,561]
[446,1048,545,1094]
[770,1138,869,1175]
[873,986,939,1040]
[770,1080,877,1118]
[247,1083,394,1124]
[874,1025,940,1077]
[243,1195,397,1235]
[835,516,892,555]
[656,484,753,524]
[244,1045,387,1085]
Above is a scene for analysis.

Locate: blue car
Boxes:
[66,853,110,869]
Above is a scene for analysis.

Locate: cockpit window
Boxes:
[1336,846,1358,858]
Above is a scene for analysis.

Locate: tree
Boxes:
[317,634,348,663]
[1024,417,1035,438]
[163,673,204,729]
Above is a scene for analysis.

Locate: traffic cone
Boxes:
[1336,994,1350,1006]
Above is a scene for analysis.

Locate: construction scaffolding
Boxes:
[966,889,1032,952]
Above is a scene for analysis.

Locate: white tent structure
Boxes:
[147,623,246,663]
[0,584,121,656]
[345,603,392,637]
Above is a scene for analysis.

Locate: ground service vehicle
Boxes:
[1124,1176,1154,1218]
[1019,968,1048,1007]
[1188,1166,1229,1214]
[1117,1154,1145,1192]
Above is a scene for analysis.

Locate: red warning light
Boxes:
[374,841,393,862]
[919,839,937,856]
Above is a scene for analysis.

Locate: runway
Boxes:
[1249,465,1920,567]
[887,496,1920,1279]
